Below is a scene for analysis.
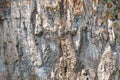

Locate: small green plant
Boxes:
[110,6,119,16]
[107,0,113,3]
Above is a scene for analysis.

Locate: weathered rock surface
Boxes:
[0,0,120,80]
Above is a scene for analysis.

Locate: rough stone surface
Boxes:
[0,0,120,80]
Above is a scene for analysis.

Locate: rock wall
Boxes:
[0,0,120,80]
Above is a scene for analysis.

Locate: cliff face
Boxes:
[0,0,120,80]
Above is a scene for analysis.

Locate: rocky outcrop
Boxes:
[0,0,120,80]
[98,46,118,80]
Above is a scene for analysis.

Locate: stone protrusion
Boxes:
[98,46,118,80]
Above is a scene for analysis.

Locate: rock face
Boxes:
[98,46,118,80]
[0,0,120,80]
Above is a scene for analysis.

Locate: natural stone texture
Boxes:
[0,0,120,80]
[98,46,118,80]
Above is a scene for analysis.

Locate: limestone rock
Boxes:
[98,46,118,80]
[0,0,120,80]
